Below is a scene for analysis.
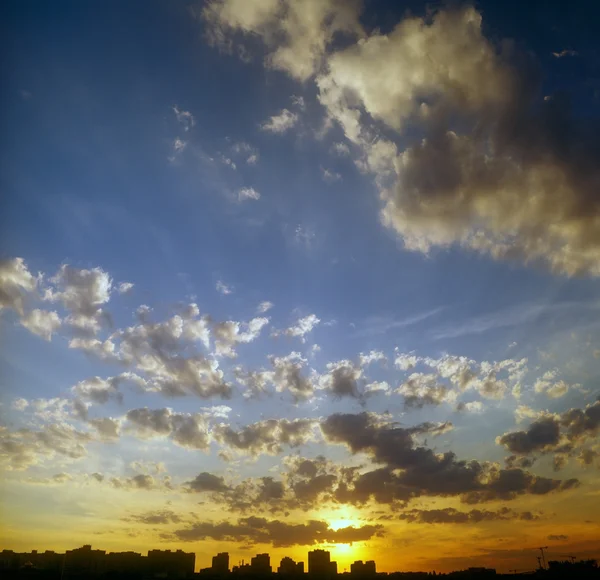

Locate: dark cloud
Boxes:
[321,412,579,505]
[186,472,229,493]
[397,507,540,524]
[213,418,316,456]
[312,5,600,276]
[318,360,364,399]
[0,423,92,470]
[124,510,185,525]
[548,534,569,541]
[172,516,383,547]
[496,417,561,455]
[125,407,210,450]
[497,400,600,460]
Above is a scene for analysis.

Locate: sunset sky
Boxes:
[1,0,600,574]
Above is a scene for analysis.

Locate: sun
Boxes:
[326,506,363,531]
[332,543,353,555]
[327,517,358,531]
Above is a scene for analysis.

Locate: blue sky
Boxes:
[1,0,600,573]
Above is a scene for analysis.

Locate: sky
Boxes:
[1,0,600,574]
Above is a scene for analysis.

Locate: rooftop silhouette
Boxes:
[1,545,597,579]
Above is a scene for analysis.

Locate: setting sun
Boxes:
[2,0,600,577]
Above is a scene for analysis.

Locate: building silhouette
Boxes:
[148,548,195,578]
[251,553,272,574]
[213,553,230,574]
[350,560,376,576]
[278,556,304,575]
[308,549,337,578]
[1,545,195,578]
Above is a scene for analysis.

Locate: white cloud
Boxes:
[514,405,546,424]
[291,95,306,110]
[260,109,299,133]
[257,301,274,314]
[238,187,261,201]
[294,225,316,248]
[396,373,457,408]
[364,381,390,394]
[394,352,419,371]
[172,105,195,131]
[216,280,234,295]
[44,264,113,336]
[359,350,386,367]
[231,141,259,165]
[169,138,187,162]
[317,7,600,276]
[273,314,320,342]
[203,0,364,81]
[117,282,134,294]
[330,142,350,156]
[534,370,574,399]
[456,401,484,413]
[552,49,577,58]
[12,398,29,411]
[213,317,270,357]
[20,309,61,341]
[0,257,38,315]
[321,167,341,183]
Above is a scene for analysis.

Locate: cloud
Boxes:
[71,376,124,405]
[12,398,29,411]
[359,350,386,367]
[203,0,364,81]
[216,280,233,295]
[257,301,274,314]
[456,401,484,414]
[125,407,211,450]
[269,352,315,401]
[44,264,113,337]
[534,369,574,399]
[108,473,173,492]
[321,412,578,505]
[552,50,577,58]
[330,142,350,156]
[396,373,457,409]
[352,308,444,338]
[125,510,185,525]
[321,167,341,183]
[294,225,316,248]
[497,417,562,455]
[20,309,61,341]
[273,314,320,342]
[213,418,317,456]
[88,417,120,441]
[238,187,261,201]
[0,423,92,470]
[172,105,195,131]
[317,360,363,399]
[497,399,600,462]
[398,507,539,524]
[0,257,38,315]
[260,109,299,133]
[213,317,269,357]
[186,472,230,493]
[231,141,259,165]
[548,534,569,541]
[117,282,134,294]
[169,138,187,162]
[172,516,382,547]
[313,6,600,276]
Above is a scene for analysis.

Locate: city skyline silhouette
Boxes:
[2,543,599,578]
[2,0,600,578]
